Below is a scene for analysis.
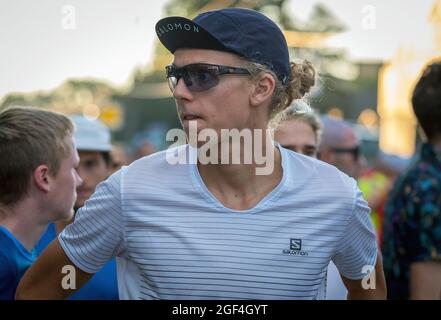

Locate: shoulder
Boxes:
[390,159,441,203]
[126,144,188,173]
[121,144,190,186]
[0,254,16,299]
[0,251,14,271]
[0,242,15,278]
[0,227,17,259]
[282,148,357,192]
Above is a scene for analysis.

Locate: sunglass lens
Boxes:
[184,66,219,92]
[167,76,178,92]
[353,147,360,161]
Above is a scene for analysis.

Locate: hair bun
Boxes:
[290,60,316,100]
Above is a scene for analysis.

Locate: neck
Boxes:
[0,200,47,252]
[196,138,283,210]
[0,200,47,251]
[55,216,74,235]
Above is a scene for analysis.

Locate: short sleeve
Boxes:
[332,183,378,280]
[59,168,126,274]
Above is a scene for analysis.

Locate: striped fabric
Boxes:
[59,144,377,300]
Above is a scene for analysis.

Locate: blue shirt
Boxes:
[34,223,57,255]
[0,226,37,300]
[36,223,119,300]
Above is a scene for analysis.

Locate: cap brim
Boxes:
[155,16,228,53]
[76,144,112,152]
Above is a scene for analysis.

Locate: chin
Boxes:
[75,195,87,208]
[75,200,85,210]
[182,119,208,133]
[59,207,75,222]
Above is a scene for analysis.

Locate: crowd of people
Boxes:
[1,7,440,300]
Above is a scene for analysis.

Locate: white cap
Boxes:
[70,115,112,152]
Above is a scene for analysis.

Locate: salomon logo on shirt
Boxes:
[283,238,309,256]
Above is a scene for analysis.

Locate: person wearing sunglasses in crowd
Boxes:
[317,116,368,299]
[16,8,385,300]
[318,115,363,180]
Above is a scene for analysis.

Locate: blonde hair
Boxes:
[245,59,316,124]
[280,100,323,146]
[0,106,74,205]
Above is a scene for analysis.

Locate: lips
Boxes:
[184,115,200,120]
[182,113,202,121]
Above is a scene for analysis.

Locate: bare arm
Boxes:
[16,239,92,300]
[341,252,387,300]
[410,261,441,300]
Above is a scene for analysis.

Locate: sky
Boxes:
[0,0,437,100]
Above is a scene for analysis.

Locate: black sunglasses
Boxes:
[165,63,251,93]
[330,146,360,160]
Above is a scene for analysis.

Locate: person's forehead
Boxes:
[277,120,317,143]
[282,119,314,134]
[78,150,106,160]
[62,135,79,164]
[173,48,242,65]
[64,135,76,155]
[78,150,104,156]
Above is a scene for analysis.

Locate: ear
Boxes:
[33,165,51,193]
[249,73,275,107]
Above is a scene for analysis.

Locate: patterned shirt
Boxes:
[382,143,441,299]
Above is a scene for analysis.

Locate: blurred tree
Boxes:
[0,79,120,120]
[0,0,382,148]
[301,3,345,32]
[0,94,30,111]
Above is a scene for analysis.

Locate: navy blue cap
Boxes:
[155,8,291,85]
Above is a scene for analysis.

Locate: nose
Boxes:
[75,170,83,187]
[172,77,193,101]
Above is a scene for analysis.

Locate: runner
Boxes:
[17,8,385,300]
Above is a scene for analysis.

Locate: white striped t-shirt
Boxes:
[59,144,377,300]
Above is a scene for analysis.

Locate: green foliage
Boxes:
[0,79,118,112]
